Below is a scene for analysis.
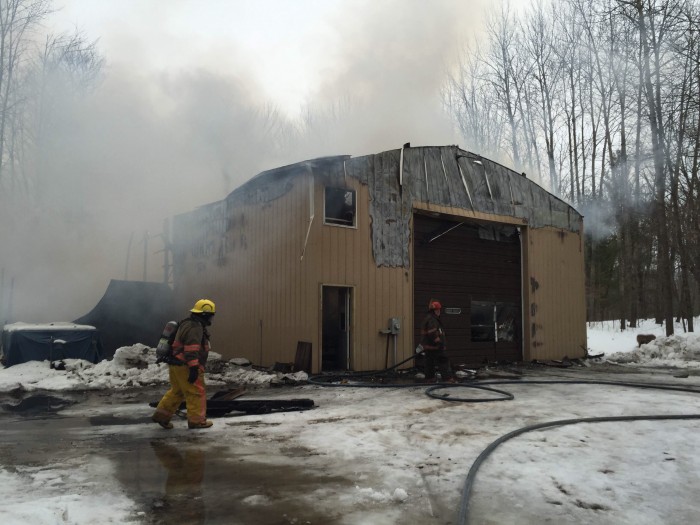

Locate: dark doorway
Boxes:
[413,213,522,367]
[322,286,352,371]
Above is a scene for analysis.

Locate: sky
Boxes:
[51,0,492,122]
[52,1,342,116]
[3,0,530,324]
[2,320,700,524]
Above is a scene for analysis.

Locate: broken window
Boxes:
[477,225,518,242]
[470,301,519,342]
[470,301,495,342]
[495,302,518,342]
[324,187,356,227]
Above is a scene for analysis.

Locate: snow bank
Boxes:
[588,317,700,369]
[605,333,700,367]
[0,344,308,393]
[3,317,699,394]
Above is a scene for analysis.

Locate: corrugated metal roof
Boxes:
[399,146,581,230]
[344,145,581,266]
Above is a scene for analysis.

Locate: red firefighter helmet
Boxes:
[429,300,442,311]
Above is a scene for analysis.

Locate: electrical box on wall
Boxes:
[389,317,401,334]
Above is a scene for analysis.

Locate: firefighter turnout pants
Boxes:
[154,365,207,425]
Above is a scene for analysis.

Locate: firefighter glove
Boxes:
[187,366,199,384]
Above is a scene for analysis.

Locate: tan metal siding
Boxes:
[312,179,413,371]
[178,176,413,371]
[412,201,529,228]
[525,225,587,360]
[173,175,319,368]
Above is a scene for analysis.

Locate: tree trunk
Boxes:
[637,2,674,335]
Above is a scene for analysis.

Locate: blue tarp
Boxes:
[1,323,103,367]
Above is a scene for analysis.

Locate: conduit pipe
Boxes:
[300,174,315,261]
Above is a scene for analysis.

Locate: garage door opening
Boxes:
[413,213,522,367]
[321,286,352,371]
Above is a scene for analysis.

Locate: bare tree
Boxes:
[0,0,52,188]
[29,31,103,201]
[554,0,587,202]
[624,0,686,335]
[482,2,526,171]
[670,4,700,331]
[443,0,700,327]
[522,0,563,192]
[443,45,505,159]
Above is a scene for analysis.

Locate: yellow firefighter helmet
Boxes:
[190,299,216,314]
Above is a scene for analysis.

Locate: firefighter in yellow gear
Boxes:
[152,299,216,429]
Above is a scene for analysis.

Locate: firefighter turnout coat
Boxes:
[153,316,211,425]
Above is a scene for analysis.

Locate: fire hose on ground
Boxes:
[308,360,700,524]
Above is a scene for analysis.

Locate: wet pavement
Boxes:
[5,366,700,524]
[0,388,370,525]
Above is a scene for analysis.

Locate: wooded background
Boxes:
[444,0,700,335]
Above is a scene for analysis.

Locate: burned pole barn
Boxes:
[172,145,585,372]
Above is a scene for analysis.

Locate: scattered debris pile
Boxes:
[149,388,315,417]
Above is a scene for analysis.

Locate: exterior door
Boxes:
[321,286,352,371]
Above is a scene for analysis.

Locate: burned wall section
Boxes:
[173,200,229,280]
[174,163,305,279]
[362,150,412,268]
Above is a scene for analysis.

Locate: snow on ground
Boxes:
[2,317,698,395]
[0,344,308,394]
[1,456,135,524]
[1,319,700,524]
[588,316,700,368]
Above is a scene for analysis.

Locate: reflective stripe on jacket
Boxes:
[171,317,210,368]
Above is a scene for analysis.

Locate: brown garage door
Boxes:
[413,213,522,367]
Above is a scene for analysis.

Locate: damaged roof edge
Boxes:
[174,146,582,233]
[454,147,583,220]
[225,155,352,201]
[357,145,582,233]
